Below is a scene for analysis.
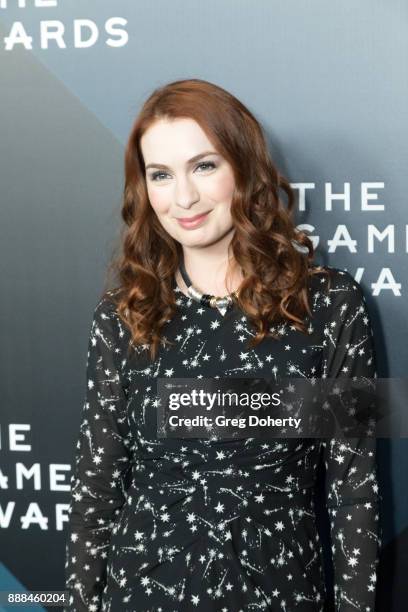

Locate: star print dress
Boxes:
[64,266,382,612]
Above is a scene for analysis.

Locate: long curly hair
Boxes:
[104,78,330,361]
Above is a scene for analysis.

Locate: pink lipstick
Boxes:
[176,211,210,229]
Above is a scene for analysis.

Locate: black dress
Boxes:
[64,266,382,612]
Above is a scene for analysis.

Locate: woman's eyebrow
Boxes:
[145,151,218,171]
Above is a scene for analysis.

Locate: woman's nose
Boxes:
[174,175,199,209]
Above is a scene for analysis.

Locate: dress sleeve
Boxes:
[320,270,382,611]
[64,296,133,612]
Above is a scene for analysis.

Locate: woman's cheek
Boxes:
[147,187,169,214]
[208,171,236,201]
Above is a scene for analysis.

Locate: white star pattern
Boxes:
[64,268,381,611]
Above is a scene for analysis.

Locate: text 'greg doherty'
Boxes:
[168,389,282,411]
[168,414,302,430]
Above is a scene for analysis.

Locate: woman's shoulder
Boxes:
[308,264,364,295]
[307,265,368,315]
[91,288,123,327]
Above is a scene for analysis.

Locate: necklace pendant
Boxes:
[215,303,229,316]
[214,296,232,316]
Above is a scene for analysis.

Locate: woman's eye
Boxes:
[150,171,169,182]
[196,161,216,172]
[149,161,216,182]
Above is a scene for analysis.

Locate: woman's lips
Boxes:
[176,211,210,229]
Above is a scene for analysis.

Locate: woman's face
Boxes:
[141,117,236,249]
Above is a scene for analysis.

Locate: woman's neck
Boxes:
[177,244,244,297]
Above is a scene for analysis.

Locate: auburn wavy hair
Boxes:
[104,78,330,361]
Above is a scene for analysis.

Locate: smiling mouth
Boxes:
[176,212,210,221]
[175,211,211,229]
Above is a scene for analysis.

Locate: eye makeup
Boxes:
[148,160,218,182]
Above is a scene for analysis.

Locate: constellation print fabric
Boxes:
[64,266,382,612]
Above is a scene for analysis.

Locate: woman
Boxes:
[64,79,381,611]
